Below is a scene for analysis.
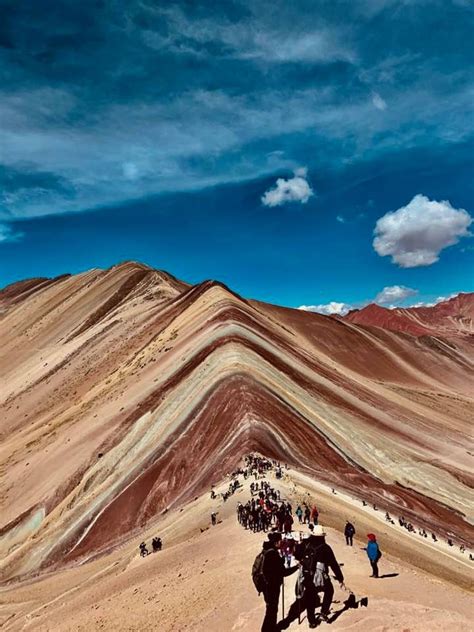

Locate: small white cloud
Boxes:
[372,92,387,111]
[298,301,352,316]
[375,285,418,304]
[0,223,23,243]
[410,301,434,308]
[373,194,472,267]
[122,162,140,180]
[336,215,345,223]
[262,167,314,207]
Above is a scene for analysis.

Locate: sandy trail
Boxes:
[1,469,472,632]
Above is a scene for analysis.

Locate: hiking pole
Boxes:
[282,576,285,619]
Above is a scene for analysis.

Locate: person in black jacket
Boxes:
[278,525,344,628]
[344,520,355,546]
[261,532,298,632]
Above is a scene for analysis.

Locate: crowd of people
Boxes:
[364,502,469,554]
[237,482,292,533]
[135,450,470,632]
[228,455,371,630]
[246,484,366,630]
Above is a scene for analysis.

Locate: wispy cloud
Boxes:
[0,223,23,243]
[0,0,472,234]
[144,5,356,64]
[372,92,387,110]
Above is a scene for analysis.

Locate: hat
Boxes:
[312,525,326,536]
[367,533,376,541]
[268,532,282,543]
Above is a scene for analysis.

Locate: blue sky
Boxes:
[0,0,473,311]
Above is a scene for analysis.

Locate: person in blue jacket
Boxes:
[366,533,381,577]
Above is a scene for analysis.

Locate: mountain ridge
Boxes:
[0,262,472,583]
[343,293,474,337]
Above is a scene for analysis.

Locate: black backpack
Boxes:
[252,549,268,594]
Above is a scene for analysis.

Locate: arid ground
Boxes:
[0,471,472,631]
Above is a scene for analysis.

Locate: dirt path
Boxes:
[1,470,472,631]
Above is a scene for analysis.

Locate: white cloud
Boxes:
[261,168,314,207]
[336,215,345,223]
[372,92,387,111]
[373,194,472,267]
[409,293,460,308]
[374,285,418,304]
[298,301,352,315]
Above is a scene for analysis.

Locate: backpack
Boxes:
[252,549,268,594]
[303,543,329,590]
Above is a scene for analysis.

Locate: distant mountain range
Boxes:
[342,293,474,337]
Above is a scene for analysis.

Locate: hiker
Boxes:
[344,520,355,546]
[310,505,319,525]
[303,506,311,523]
[139,541,149,557]
[283,513,293,534]
[211,512,217,526]
[279,525,344,628]
[295,505,303,523]
[255,532,298,632]
[152,537,162,552]
[366,533,381,578]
